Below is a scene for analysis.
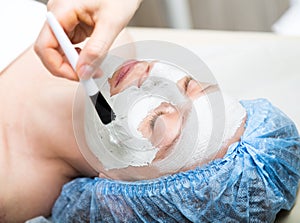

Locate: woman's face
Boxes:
[108,60,218,159]
[108,60,154,96]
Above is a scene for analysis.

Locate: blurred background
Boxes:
[37,0,300,35]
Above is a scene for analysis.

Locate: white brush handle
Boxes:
[46,12,98,96]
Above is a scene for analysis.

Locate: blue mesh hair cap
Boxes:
[52,99,300,223]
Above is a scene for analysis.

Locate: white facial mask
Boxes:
[83,60,245,174]
[150,62,186,82]
[185,91,246,167]
[154,90,246,173]
[84,75,189,170]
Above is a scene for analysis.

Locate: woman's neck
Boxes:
[1,47,96,177]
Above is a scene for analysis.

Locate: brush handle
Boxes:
[46,12,98,96]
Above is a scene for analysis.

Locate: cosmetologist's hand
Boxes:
[34,0,142,81]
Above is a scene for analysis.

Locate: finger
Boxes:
[46,48,79,81]
[76,21,121,79]
[35,23,78,80]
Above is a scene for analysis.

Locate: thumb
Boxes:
[76,22,119,80]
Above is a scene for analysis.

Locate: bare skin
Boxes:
[0,47,97,223]
[0,27,134,223]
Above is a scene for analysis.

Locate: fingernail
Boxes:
[78,65,94,80]
[93,69,103,79]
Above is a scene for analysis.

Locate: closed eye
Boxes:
[138,102,183,151]
[149,111,164,129]
[183,76,193,93]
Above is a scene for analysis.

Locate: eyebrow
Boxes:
[184,76,193,92]
[150,111,164,129]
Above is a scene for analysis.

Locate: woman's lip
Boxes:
[115,60,138,87]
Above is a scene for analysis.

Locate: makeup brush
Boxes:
[46,12,115,125]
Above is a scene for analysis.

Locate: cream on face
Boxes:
[84,60,246,173]
[182,92,246,168]
[85,61,189,170]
